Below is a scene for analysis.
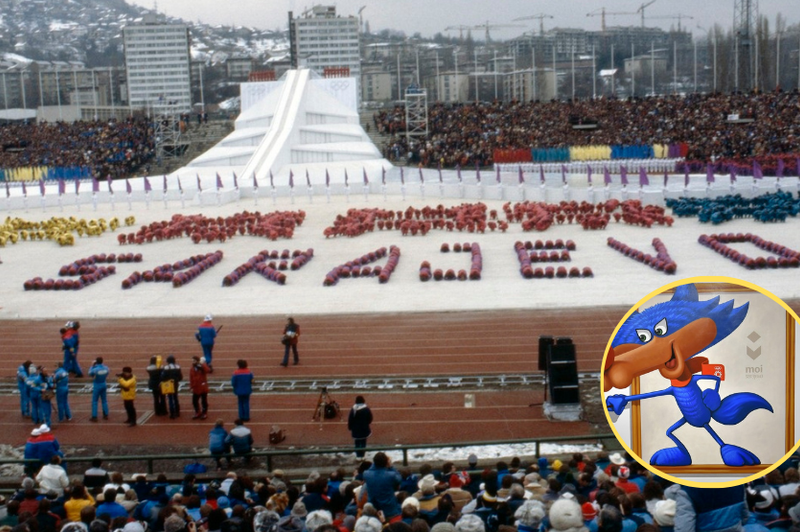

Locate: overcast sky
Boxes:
[131,0,798,39]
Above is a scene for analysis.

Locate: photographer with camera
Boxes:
[280,317,300,367]
[118,366,137,427]
[88,357,110,422]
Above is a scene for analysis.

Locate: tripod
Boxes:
[312,387,340,424]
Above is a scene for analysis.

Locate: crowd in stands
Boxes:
[0,118,154,180]
[5,449,800,532]
[374,91,800,169]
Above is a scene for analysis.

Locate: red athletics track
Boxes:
[0,306,646,451]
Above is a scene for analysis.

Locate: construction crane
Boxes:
[472,21,524,43]
[636,0,657,28]
[586,8,637,32]
[358,6,366,34]
[444,25,473,41]
[512,13,554,36]
[648,13,695,32]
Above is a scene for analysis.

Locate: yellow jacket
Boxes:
[118,376,136,400]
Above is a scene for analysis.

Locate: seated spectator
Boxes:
[94,489,128,521]
[225,420,254,463]
[83,460,109,491]
[64,485,95,523]
[36,499,60,532]
[36,456,68,497]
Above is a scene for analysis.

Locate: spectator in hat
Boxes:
[52,363,71,423]
[35,456,68,496]
[190,356,210,420]
[355,516,382,532]
[613,467,638,495]
[362,452,402,523]
[231,360,254,422]
[413,475,441,523]
[652,500,676,532]
[25,424,61,475]
[746,488,779,526]
[580,502,598,532]
[515,500,546,532]
[88,357,110,422]
[280,318,300,367]
[117,367,137,427]
[160,355,183,419]
[146,356,167,417]
[61,322,83,378]
[548,498,588,532]
[455,514,484,532]
[196,315,218,371]
[306,510,333,531]
[347,396,373,459]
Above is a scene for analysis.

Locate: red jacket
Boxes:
[189,362,210,394]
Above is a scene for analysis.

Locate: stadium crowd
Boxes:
[0,118,154,180]
[4,450,800,532]
[374,91,800,169]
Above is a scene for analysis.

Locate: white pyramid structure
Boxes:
[184,68,392,185]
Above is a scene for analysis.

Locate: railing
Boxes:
[4,434,614,475]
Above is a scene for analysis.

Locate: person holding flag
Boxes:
[195,314,218,372]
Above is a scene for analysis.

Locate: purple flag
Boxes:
[457,164,462,183]
[75,179,80,194]
[363,168,369,185]
[58,179,65,195]
[706,164,714,183]
[777,159,785,178]
[306,170,311,187]
[325,169,330,187]
[163,175,168,193]
[39,179,45,196]
[437,162,443,183]
[518,166,525,184]
[107,175,113,194]
[400,167,405,185]
[344,169,349,186]
[587,166,592,184]
[216,173,223,189]
[382,167,386,185]
[603,166,611,185]
[178,177,183,193]
[496,166,501,184]
[663,171,669,188]
[253,174,259,190]
[730,165,737,182]
[233,173,238,190]
[419,167,424,184]
[539,165,545,184]
[289,170,294,188]
[269,170,274,188]
[561,164,567,184]
[753,160,763,180]
[475,163,481,183]
[22,181,27,196]
[92,176,99,193]
[196,174,202,192]
[684,165,690,187]
[5,180,10,198]
[126,179,132,194]
[144,177,152,192]
[639,167,649,186]
[620,166,628,186]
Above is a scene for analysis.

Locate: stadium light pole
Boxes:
[651,41,655,95]
[435,51,440,101]
[494,50,498,100]
[38,70,44,108]
[592,44,596,98]
[630,42,635,98]
[474,49,479,103]
[532,45,537,101]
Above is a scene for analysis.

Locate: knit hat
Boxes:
[354,516,382,532]
[754,489,776,510]
[514,500,546,528]
[164,515,186,532]
[617,466,630,479]
[402,497,421,510]
[305,510,333,531]
[61,523,88,532]
[123,522,145,532]
[204,314,213,321]
[456,514,485,532]
[276,516,304,532]
[609,453,626,466]
[581,502,597,521]
[548,499,587,532]
[552,459,563,471]
[418,474,437,494]
[653,499,677,527]
[290,501,308,518]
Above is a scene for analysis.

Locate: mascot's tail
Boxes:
[711,392,773,425]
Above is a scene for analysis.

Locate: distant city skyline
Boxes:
[130,0,798,39]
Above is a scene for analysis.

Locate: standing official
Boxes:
[280,317,300,367]
[231,360,254,422]
[118,366,137,427]
[53,363,72,422]
[190,356,210,420]
[348,395,373,458]
[89,357,109,422]
[146,356,167,416]
[196,314,218,372]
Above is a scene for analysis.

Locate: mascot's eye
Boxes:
[636,329,653,343]
[654,318,668,337]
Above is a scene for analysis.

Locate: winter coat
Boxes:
[89,363,109,388]
[348,403,373,439]
[674,485,747,532]
[26,434,62,465]
[283,323,300,346]
[196,321,217,346]
[118,376,137,401]
[146,364,161,391]
[209,426,229,454]
[226,425,253,454]
[190,363,210,394]
[231,368,254,396]
[53,368,69,392]
[362,465,402,519]
[161,363,183,393]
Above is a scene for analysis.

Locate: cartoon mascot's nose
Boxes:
[604,346,616,372]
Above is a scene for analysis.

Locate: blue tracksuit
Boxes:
[89,363,109,418]
[17,364,31,416]
[53,368,71,421]
[40,378,53,427]
[26,373,43,424]
[62,329,83,377]
[231,369,254,421]
[196,322,217,365]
